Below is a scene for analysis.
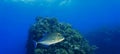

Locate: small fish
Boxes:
[33,32,64,47]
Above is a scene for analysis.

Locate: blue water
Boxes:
[0,0,120,54]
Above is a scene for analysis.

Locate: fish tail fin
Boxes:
[33,40,37,48]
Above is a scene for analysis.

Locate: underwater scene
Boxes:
[0,0,120,54]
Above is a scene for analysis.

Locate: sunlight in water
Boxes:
[4,0,72,7]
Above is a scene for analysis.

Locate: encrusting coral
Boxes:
[26,16,96,54]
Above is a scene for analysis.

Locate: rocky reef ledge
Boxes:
[26,16,96,54]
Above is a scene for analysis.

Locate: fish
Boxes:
[33,32,64,47]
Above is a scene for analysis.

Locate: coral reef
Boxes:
[26,16,96,54]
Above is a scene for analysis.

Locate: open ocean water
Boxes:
[0,0,120,54]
